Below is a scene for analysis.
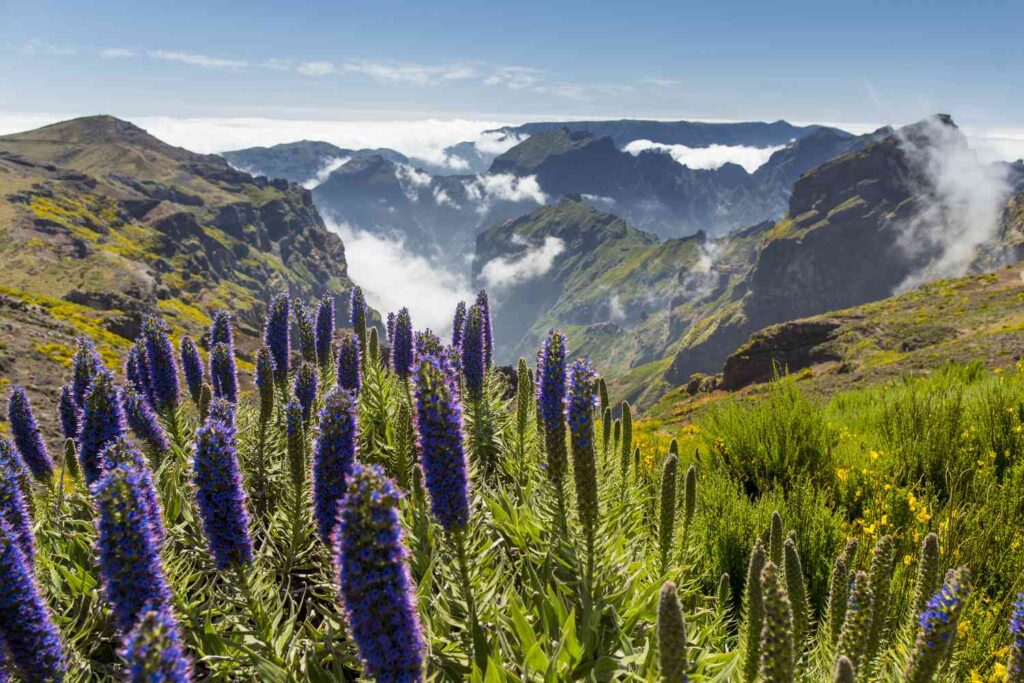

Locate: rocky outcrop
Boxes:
[720,319,842,390]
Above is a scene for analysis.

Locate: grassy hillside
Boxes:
[0,115,356,437]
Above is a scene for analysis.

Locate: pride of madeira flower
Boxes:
[904,567,971,683]
[141,316,180,413]
[0,436,35,564]
[391,307,414,380]
[336,333,362,392]
[123,606,192,683]
[315,292,336,371]
[264,293,291,385]
[0,519,67,681]
[179,335,205,407]
[7,385,54,483]
[312,388,358,544]
[78,370,126,485]
[412,353,470,531]
[192,400,253,569]
[335,464,425,683]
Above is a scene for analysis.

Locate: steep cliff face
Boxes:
[664,115,1020,388]
[0,116,358,435]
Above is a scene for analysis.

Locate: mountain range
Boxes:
[2,113,1024,439]
[0,115,358,435]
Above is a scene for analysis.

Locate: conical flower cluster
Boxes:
[123,606,192,682]
[451,301,467,347]
[210,342,238,403]
[566,358,599,534]
[123,385,170,455]
[59,384,80,442]
[538,330,567,488]
[142,316,180,412]
[71,337,103,407]
[759,562,795,683]
[0,519,67,680]
[179,335,205,407]
[391,307,414,380]
[412,353,469,531]
[461,305,486,397]
[94,463,173,633]
[312,389,358,544]
[193,401,253,569]
[7,386,54,483]
[295,300,317,364]
[79,370,126,485]
[315,292,335,370]
[905,567,971,683]
[0,436,35,564]
[335,463,425,682]
[336,333,361,392]
[264,293,291,384]
[293,362,318,421]
[657,581,687,682]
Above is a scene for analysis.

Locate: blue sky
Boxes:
[2,0,1022,156]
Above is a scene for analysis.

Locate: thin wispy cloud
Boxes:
[297,61,335,77]
[642,77,681,88]
[100,48,134,59]
[484,66,545,90]
[149,50,248,69]
[341,61,478,85]
[22,40,77,56]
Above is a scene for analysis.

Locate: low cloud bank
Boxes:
[464,174,547,213]
[479,236,565,291]
[623,140,786,173]
[324,217,472,334]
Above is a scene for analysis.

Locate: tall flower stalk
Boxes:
[179,335,205,408]
[391,307,414,380]
[336,333,361,393]
[742,539,766,683]
[59,384,81,443]
[567,358,599,583]
[461,305,494,476]
[0,519,67,680]
[658,453,678,575]
[123,385,171,458]
[335,464,425,682]
[71,337,103,407]
[312,389,357,545]
[538,330,568,531]
[123,606,192,682]
[451,301,467,347]
[79,370,126,485]
[658,581,687,683]
[474,290,493,370]
[836,571,874,675]
[0,438,35,565]
[759,562,795,683]
[193,401,253,570]
[294,300,317,364]
[7,385,54,484]
[315,292,335,375]
[94,464,173,632]
[252,346,275,513]
[412,353,478,664]
[210,342,238,404]
[904,568,971,683]
[350,286,367,367]
[264,294,291,389]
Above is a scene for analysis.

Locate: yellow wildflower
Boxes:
[903,554,913,566]
[916,508,932,524]
[837,468,849,482]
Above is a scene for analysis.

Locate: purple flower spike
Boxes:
[193,401,253,569]
[59,384,81,443]
[179,335,205,406]
[391,308,414,380]
[93,464,173,634]
[451,301,467,348]
[335,464,425,683]
[254,346,276,421]
[79,370,127,485]
[101,437,166,546]
[312,389,358,544]
[414,330,443,359]
[122,386,170,455]
[0,520,67,680]
[210,343,238,404]
[475,290,493,369]
[264,294,291,384]
[142,317,180,413]
[538,330,568,486]
[7,386,54,483]
[460,305,485,398]
[336,333,361,392]
[0,437,35,565]
[71,337,103,407]
[293,362,318,422]
[315,292,336,369]
[413,354,470,531]
[295,300,317,364]
[126,341,155,409]
[123,606,192,683]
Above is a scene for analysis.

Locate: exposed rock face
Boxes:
[721,320,842,390]
[0,116,360,439]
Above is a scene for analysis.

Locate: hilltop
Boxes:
[0,115,358,435]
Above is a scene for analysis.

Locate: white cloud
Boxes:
[623,139,787,173]
[608,293,626,322]
[641,77,681,88]
[100,48,134,59]
[484,66,544,91]
[394,163,433,201]
[341,61,477,85]
[22,40,77,56]
[480,236,565,291]
[474,130,528,155]
[433,187,459,208]
[324,218,472,333]
[464,173,547,212]
[149,50,247,69]
[895,117,1014,290]
[297,61,335,77]
[301,156,350,189]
